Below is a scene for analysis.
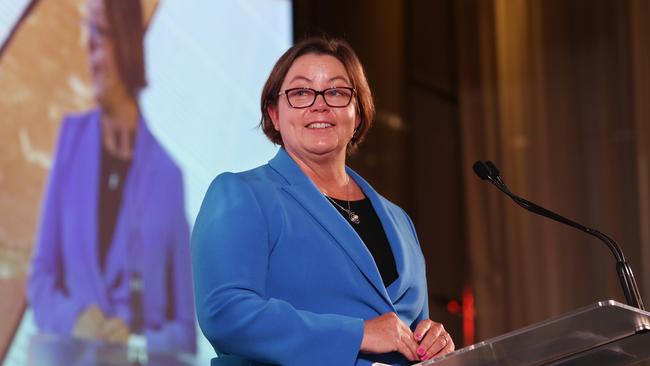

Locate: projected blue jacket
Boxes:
[28,109,196,353]
[192,148,429,366]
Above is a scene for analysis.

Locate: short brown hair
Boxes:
[104,0,147,96]
[260,36,375,152]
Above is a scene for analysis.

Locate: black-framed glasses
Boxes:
[279,87,356,108]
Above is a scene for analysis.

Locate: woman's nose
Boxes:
[310,93,329,110]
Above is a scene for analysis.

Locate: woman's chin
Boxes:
[303,141,344,157]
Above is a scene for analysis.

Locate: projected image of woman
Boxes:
[192,37,454,365]
[27,0,195,354]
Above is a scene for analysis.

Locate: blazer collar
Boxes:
[268,149,398,308]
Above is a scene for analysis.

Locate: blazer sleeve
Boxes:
[27,117,84,334]
[192,173,364,366]
[413,286,430,327]
[146,172,197,353]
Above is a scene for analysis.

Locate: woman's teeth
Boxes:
[306,122,333,129]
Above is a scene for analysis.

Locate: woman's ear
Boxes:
[267,104,280,131]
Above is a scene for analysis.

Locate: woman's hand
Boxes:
[360,312,419,361]
[413,319,455,361]
[73,305,106,340]
[73,305,131,344]
[101,317,131,344]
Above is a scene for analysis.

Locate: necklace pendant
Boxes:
[108,172,120,191]
[349,212,360,224]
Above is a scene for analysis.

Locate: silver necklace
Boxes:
[324,177,360,224]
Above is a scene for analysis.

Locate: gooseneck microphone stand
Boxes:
[473,160,645,310]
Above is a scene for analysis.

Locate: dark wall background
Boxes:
[294,0,650,347]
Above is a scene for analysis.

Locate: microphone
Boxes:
[473,160,645,310]
[472,161,491,181]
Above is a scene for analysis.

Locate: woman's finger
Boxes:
[431,333,455,358]
[413,319,432,341]
[398,332,419,361]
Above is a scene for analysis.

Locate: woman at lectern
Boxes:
[27,0,195,354]
[192,36,455,365]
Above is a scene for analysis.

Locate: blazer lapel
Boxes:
[75,110,110,308]
[348,169,411,301]
[269,149,393,308]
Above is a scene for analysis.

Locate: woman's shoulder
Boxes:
[208,163,281,194]
[51,109,100,166]
[60,108,100,129]
[377,194,413,223]
[57,108,98,134]
[198,164,285,225]
[349,169,412,220]
[361,184,416,231]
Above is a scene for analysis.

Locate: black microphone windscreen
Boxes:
[473,161,490,180]
[485,160,501,178]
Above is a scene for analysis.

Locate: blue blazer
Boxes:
[192,148,429,366]
[28,109,196,353]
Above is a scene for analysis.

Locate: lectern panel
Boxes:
[419,300,650,366]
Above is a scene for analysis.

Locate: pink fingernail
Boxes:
[417,347,425,355]
[415,333,421,340]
